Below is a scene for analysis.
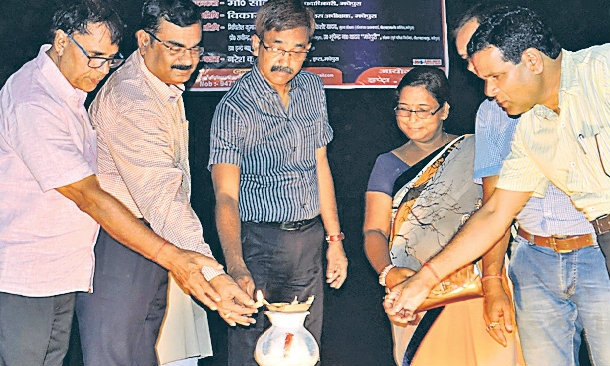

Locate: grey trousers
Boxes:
[76,226,168,366]
[227,217,324,366]
[0,292,75,366]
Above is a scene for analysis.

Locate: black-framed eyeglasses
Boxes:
[68,34,124,69]
[258,35,313,60]
[144,30,204,58]
[394,104,443,119]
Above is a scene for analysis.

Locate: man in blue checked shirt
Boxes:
[208,1,348,365]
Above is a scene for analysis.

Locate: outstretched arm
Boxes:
[384,188,530,322]
[56,175,224,310]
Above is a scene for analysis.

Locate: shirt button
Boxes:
[560,122,565,128]
[570,162,576,167]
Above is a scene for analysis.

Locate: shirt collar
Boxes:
[132,51,184,103]
[530,49,571,120]
[36,44,87,106]
[558,49,579,95]
[251,61,304,94]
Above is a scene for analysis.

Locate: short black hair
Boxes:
[396,66,450,107]
[51,0,124,45]
[255,0,316,42]
[467,5,561,64]
[451,2,503,39]
[141,0,202,34]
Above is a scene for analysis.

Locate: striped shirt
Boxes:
[90,51,222,280]
[474,99,593,236]
[497,44,610,221]
[208,64,333,222]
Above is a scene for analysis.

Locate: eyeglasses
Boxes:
[394,104,443,119]
[68,34,124,69]
[258,36,312,60]
[145,30,204,58]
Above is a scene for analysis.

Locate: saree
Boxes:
[387,135,523,366]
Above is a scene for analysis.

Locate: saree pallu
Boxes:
[387,135,524,366]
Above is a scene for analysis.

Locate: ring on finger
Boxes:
[486,321,500,331]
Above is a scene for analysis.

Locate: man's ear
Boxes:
[522,48,544,74]
[52,29,68,56]
[136,30,150,56]
[251,33,261,57]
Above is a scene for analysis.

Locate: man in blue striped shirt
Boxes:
[208,1,348,365]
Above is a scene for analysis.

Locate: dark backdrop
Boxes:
[1,1,608,365]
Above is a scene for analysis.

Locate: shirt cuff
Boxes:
[201,266,225,281]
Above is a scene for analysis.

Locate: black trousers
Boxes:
[0,292,75,366]
[597,230,610,275]
[227,217,324,366]
[75,226,168,366]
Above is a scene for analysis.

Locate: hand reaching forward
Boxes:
[163,246,225,311]
[210,274,258,327]
[383,270,437,323]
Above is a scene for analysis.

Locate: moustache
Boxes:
[270,65,293,74]
[171,64,193,71]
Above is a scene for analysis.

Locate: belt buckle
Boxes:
[279,221,299,231]
[550,235,572,254]
[593,214,610,235]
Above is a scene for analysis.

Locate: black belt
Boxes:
[257,216,319,231]
[591,214,610,236]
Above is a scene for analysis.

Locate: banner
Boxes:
[191,0,448,90]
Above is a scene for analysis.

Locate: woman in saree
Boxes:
[363,66,523,366]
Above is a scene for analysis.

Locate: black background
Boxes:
[1,1,608,365]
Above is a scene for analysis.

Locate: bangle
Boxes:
[152,240,169,262]
[378,264,395,287]
[423,262,441,282]
[481,274,503,282]
[325,232,345,243]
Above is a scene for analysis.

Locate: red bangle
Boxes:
[325,232,345,242]
[152,240,169,262]
[423,262,441,282]
[481,274,503,282]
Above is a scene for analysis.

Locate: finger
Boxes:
[503,304,515,333]
[219,311,237,327]
[236,277,256,298]
[492,327,508,347]
[329,271,347,289]
[190,281,221,309]
[221,301,258,315]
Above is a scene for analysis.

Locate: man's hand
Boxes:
[326,242,348,289]
[162,246,224,311]
[385,267,416,290]
[210,274,258,327]
[483,279,514,346]
[229,264,256,298]
[383,269,437,321]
